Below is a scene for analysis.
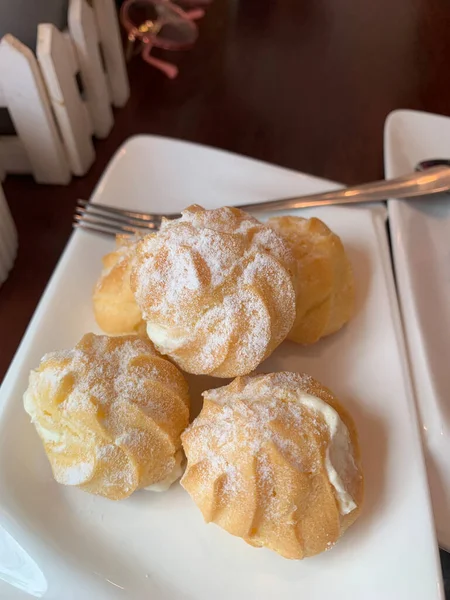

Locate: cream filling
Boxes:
[146,322,188,353]
[145,450,185,492]
[24,390,63,444]
[295,392,357,515]
[35,423,62,444]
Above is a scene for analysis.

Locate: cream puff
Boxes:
[181,372,363,559]
[93,235,145,335]
[23,333,190,500]
[268,216,354,344]
[131,205,297,377]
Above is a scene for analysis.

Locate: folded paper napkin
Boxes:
[0,186,17,287]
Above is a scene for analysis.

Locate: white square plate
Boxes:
[385,109,450,551]
[0,137,443,599]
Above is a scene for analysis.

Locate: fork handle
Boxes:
[240,165,450,212]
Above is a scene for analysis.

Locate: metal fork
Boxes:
[73,160,450,236]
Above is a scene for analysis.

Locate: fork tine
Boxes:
[75,206,158,230]
[77,199,159,223]
[74,214,145,236]
[77,199,181,222]
[74,222,119,237]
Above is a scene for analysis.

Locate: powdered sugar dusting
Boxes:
[131,205,296,376]
[24,334,189,498]
[57,335,155,417]
[58,461,95,485]
[182,372,359,515]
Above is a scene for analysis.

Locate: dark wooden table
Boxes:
[0,0,449,592]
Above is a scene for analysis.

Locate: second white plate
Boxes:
[385,109,450,551]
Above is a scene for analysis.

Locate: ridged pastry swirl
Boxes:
[268,216,354,344]
[93,236,145,335]
[131,205,297,377]
[23,334,190,500]
[181,372,363,559]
